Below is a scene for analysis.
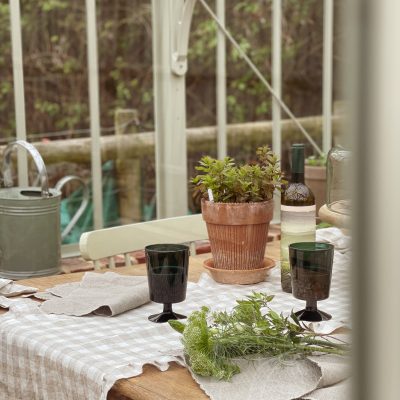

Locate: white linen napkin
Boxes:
[39,272,150,316]
[316,227,351,254]
[0,278,37,298]
[192,355,350,400]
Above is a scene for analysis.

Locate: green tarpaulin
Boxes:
[60,161,120,244]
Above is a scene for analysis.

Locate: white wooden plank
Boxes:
[80,214,207,261]
[272,0,282,160]
[323,0,334,154]
[9,0,28,186]
[216,0,227,159]
[152,0,192,218]
[353,1,400,399]
[85,0,103,229]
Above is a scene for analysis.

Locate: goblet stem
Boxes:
[148,303,187,323]
[295,298,332,322]
[305,299,317,311]
[163,303,173,313]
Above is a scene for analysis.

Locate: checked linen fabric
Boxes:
[0,230,351,400]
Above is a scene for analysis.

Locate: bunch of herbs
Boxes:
[169,292,349,381]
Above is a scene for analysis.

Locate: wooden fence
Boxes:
[0,114,341,224]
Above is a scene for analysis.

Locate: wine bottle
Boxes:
[281,144,316,293]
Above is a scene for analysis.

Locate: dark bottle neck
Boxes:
[291,144,305,181]
[292,172,305,183]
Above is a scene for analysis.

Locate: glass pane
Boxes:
[0,0,343,242]
[97,0,156,224]
[3,1,157,244]
[187,1,328,185]
[20,0,91,244]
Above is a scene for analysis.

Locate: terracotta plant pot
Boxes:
[305,165,327,214]
[203,257,275,284]
[201,199,274,270]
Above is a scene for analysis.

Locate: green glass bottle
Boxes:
[281,144,316,293]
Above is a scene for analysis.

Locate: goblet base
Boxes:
[295,308,331,322]
[148,311,186,323]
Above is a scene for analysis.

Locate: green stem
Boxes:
[300,337,349,352]
[214,335,348,357]
[297,345,347,356]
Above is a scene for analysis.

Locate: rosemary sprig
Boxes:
[169,292,349,380]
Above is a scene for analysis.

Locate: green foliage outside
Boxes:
[305,154,327,166]
[0,0,339,142]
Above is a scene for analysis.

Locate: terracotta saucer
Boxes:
[203,257,276,285]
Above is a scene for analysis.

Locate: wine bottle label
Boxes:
[281,205,316,212]
[280,204,316,271]
[281,205,316,233]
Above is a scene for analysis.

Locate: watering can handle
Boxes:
[2,140,50,197]
[55,176,90,241]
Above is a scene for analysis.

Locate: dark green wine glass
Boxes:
[289,242,334,322]
[145,244,189,323]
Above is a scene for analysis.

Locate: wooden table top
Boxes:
[2,241,280,400]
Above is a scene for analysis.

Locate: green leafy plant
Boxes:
[305,154,327,167]
[191,146,284,203]
[170,292,349,381]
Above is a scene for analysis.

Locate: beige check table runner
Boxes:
[0,250,350,399]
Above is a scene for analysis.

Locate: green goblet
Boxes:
[289,242,334,322]
[145,244,189,323]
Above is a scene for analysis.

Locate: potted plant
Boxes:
[191,146,284,283]
[305,154,327,214]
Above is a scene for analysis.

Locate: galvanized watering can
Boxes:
[0,140,89,279]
